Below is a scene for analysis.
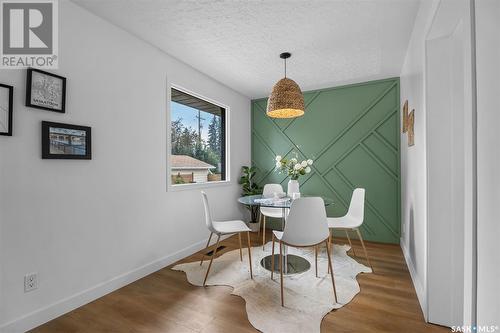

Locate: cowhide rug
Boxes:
[172,242,371,333]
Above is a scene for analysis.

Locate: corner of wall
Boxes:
[401,237,427,321]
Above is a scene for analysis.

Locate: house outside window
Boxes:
[170,87,226,186]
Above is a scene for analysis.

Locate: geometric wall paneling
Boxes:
[376,111,399,150]
[252,78,401,243]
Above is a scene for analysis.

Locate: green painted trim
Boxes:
[251,78,401,243]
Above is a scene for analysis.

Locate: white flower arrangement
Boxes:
[275,154,313,180]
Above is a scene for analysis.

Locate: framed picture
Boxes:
[0,84,13,136]
[26,68,66,113]
[42,121,91,159]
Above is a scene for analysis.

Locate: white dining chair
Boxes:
[327,188,373,271]
[259,183,285,249]
[270,197,337,306]
[200,191,253,286]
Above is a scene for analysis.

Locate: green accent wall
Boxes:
[251,78,401,244]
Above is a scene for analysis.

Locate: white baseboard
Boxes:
[400,238,427,321]
[0,235,229,333]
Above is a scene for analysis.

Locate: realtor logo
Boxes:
[1,0,58,68]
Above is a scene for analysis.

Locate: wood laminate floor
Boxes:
[31,230,448,333]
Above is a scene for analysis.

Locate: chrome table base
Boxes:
[260,254,311,275]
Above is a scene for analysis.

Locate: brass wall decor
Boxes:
[407,109,415,146]
[402,100,408,133]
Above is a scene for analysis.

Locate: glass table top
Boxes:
[237,194,333,208]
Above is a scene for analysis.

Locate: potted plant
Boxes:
[275,154,313,196]
[239,166,262,232]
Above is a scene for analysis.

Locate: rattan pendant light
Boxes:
[266,52,305,119]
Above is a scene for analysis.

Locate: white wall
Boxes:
[401,0,477,327]
[0,1,251,331]
[475,0,500,327]
[426,9,473,323]
[399,0,440,317]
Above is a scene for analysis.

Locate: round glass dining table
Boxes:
[237,194,333,275]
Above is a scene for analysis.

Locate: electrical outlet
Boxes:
[24,272,38,292]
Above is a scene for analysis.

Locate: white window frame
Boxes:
[166,83,230,192]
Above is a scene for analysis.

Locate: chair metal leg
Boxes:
[262,216,266,249]
[356,228,373,272]
[279,241,284,307]
[328,230,333,274]
[200,232,213,266]
[325,240,338,304]
[247,231,253,279]
[257,212,262,237]
[315,245,318,278]
[345,230,356,257]
[203,234,220,286]
[271,234,275,280]
[238,233,243,261]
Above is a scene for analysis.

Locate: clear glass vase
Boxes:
[287,179,300,197]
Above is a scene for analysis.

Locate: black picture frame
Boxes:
[0,84,13,136]
[26,68,66,113]
[42,121,91,160]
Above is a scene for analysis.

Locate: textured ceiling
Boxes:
[72,0,420,98]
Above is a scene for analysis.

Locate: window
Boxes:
[170,87,226,186]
